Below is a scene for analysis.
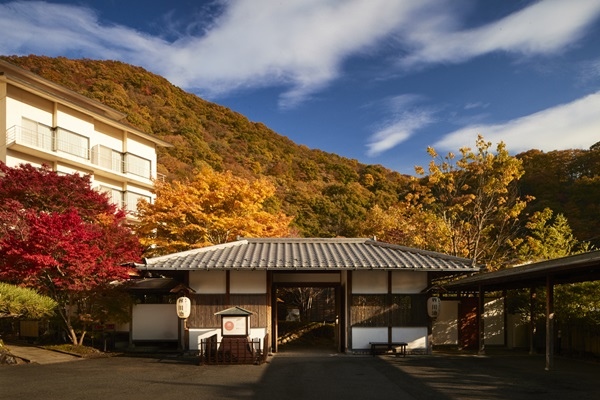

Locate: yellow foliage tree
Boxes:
[363,135,531,269]
[137,167,293,256]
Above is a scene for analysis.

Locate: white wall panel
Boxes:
[189,271,226,294]
[132,304,178,341]
[351,327,388,350]
[391,327,428,351]
[352,271,387,294]
[484,297,505,345]
[56,106,93,134]
[6,89,53,128]
[230,271,266,293]
[391,271,427,293]
[432,300,459,345]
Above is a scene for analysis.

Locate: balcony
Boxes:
[6,125,159,185]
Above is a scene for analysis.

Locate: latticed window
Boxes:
[351,294,428,327]
[125,191,151,214]
[98,186,124,209]
[20,118,53,151]
[124,153,151,179]
[92,145,123,173]
[55,127,89,159]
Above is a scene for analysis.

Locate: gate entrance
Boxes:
[271,281,343,353]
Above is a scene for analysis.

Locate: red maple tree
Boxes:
[0,163,142,345]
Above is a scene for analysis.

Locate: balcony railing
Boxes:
[6,125,156,181]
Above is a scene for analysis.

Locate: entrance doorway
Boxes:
[273,285,342,352]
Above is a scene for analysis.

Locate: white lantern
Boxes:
[176,296,191,319]
[427,297,441,318]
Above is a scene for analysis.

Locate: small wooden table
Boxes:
[369,342,407,357]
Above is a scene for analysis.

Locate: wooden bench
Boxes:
[369,342,407,357]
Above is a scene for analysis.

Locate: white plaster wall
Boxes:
[507,313,529,349]
[484,297,505,345]
[5,150,46,168]
[230,271,266,293]
[391,271,427,293]
[392,327,428,351]
[56,107,93,135]
[93,121,123,150]
[132,304,178,341]
[352,327,427,351]
[432,300,459,345]
[352,327,388,350]
[189,271,226,294]
[352,271,387,294]
[126,135,156,163]
[56,162,92,177]
[6,92,53,128]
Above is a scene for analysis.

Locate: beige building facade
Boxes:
[0,59,171,215]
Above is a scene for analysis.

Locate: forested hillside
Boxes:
[2,55,410,237]
[3,55,599,245]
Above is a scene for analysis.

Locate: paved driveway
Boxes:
[1,348,599,400]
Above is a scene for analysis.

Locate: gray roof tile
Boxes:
[141,238,479,272]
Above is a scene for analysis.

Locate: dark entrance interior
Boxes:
[274,285,339,352]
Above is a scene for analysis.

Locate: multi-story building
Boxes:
[0,59,171,216]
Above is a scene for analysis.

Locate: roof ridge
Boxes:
[144,240,248,264]
[366,240,476,264]
[242,237,371,243]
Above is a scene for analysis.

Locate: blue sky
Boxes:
[1,0,600,175]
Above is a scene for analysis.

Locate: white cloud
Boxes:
[163,0,429,107]
[367,95,434,156]
[434,92,600,153]
[1,0,599,109]
[401,0,600,66]
[0,0,432,107]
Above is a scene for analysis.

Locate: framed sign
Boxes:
[222,316,248,336]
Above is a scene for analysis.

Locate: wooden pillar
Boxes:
[267,271,274,354]
[545,276,554,371]
[387,271,393,343]
[478,285,485,354]
[347,271,353,351]
[529,287,536,355]
[503,290,508,347]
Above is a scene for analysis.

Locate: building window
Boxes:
[125,191,151,214]
[99,186,124,209]
[55,127,89,159]
[124,153,151,179]
[19,118,53,151]
[351,294,428,327]
[91,145,124,173]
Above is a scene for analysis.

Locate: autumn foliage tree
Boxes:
[137,166,293,256]
[363,136,530,269]
[0,163,142,345]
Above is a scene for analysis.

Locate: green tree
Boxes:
[511,208,588,263]
[0,282,57,320]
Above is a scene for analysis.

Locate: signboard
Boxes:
[222,316,248,336]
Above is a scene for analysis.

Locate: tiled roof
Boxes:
[140,238,479,272]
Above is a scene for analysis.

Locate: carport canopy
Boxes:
[445,250,600,371]
[446,250,600,292]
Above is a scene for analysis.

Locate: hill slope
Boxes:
[4,55,598,246]
[2,55,410,237]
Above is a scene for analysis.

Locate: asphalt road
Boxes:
[1,348,599,400]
